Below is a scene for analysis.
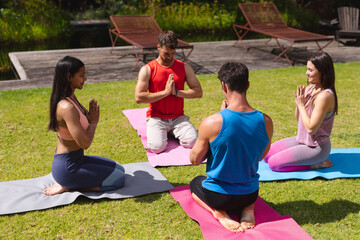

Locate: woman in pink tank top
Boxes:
[264,52,338,172]
[43,56,125,195]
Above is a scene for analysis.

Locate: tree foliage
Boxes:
[0,0,69,43]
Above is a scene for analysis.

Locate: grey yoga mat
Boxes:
[0,162,174,215]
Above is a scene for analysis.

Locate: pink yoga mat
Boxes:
[123,108,198,167]
[170,185,313,240]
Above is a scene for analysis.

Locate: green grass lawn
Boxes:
[0,62,359,239]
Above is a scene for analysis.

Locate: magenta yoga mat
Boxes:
[170,185,313,240]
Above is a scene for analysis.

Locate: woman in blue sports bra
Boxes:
[43,56,125,195]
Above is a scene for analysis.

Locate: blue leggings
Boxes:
[52,148,125,191]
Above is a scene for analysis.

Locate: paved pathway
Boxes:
[2,39,360,91]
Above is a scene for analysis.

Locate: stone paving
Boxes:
[2,39,360,91]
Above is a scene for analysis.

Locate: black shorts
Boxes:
[189,176,258,212]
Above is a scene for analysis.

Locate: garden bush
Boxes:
[0,0,69,43]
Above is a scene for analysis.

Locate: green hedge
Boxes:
[143,1,236,34]
[0,0,69,43]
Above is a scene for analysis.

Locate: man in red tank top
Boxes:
[135,30,203,153]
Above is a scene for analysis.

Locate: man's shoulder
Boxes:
[202,112,222,126]
[253,110,272,124]
[173,58,183,63]
[173,58,185,67]
[139,64,151,79]
[146,59,157,68]
[261,112,273,134]
[199,112,222,139]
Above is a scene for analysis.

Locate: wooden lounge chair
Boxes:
[336,7,360,45]
[109,15,194,70]
[233,2,333,65]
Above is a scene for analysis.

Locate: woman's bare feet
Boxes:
[311,160,333,170]
[43,183,69,196]
[214,210,244,233]
[240,204,256,230]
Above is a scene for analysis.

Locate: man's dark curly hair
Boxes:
[158,30,178,49]
[218,62,249,94]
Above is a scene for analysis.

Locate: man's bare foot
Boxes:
[311,160,333,170]
[191,193,244,233]
[240,204,255,230]
[214,211,244,233]
[43,183,69,196]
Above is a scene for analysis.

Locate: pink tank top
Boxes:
[296,84,335,147]
[57,97,89,141]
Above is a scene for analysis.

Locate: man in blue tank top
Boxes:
[189,62,273,233]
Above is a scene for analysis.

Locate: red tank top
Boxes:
[147,59,185,119]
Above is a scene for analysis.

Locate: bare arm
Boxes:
[135,65,174,103]
[295,105,299,120]
[176,63,202,99]
[190,113,222,166]
[294,86,334,135]
[261,113,274,159]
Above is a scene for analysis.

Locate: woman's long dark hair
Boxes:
[48,56,84,131]
[308,52,338,116]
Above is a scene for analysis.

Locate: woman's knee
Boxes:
[268,161,282,172]
[267,156,284,172]
[101,167,126,191]
[113,172,126,188]
[115,162,125,172]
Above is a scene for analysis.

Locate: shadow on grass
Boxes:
[74,190,166,205]
[268,199,360,225]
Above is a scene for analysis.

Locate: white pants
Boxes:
[146,115,198,154]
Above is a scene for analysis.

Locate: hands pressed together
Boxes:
[86,99,100,124]
[220,100,228,111]
[293,85,322,108]
[164,74,176,96]
[293,85,307,107]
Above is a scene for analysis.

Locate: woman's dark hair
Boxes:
[48,56,84,131]
[308,52,338,115]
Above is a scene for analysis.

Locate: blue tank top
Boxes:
[202,108,269,195]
